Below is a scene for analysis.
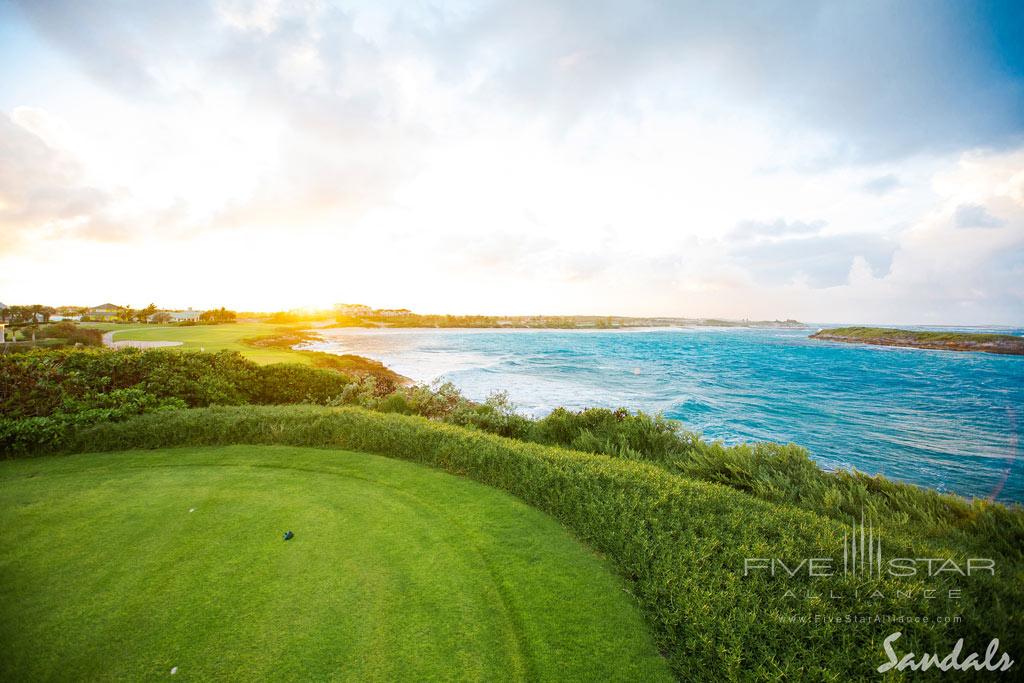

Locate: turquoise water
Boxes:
[310,327,1024,503]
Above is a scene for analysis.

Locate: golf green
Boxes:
[0,446,670,681]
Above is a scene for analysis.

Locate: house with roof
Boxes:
[146,308,203,323]
[86,303,125,321]
[168,309,202,322]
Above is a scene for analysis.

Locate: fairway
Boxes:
[101,323,308,364]
[0,446,670,681]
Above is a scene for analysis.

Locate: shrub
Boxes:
[507,406,1023,564]
[35,322,103,346]
[256,364,353,404]
[58,405,1024,681]
[529,406,686,460]
[447,391,534,439]
[199,307,237,323]
[0,349,358,453]
[0,348,358,420]
[0,388,186,454]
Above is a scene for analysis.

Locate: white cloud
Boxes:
[0,1,1021,323]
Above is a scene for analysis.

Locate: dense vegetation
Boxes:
[42,405,1024,680]
[0,321,103,346]
[36,321,104,346]
[0,349,355,453]
[329,313,804,329]
[814,326,1020,343]
[198,306,237,323]
[0,303,57,324]
[811,326,1024,355]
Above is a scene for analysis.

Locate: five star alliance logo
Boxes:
[743,511,995,579]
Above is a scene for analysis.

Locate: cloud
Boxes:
[861,174,902,196]
[13,0,1024,163]
[731,233,898,288]
[954,203,1005,229]
[404,0,1024,161]
[443,231,556,272]
[0,112,113,248]
[11,0,215,97]
[2,2,1023,322]
[729,218,825,241]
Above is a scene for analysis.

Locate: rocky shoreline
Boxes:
[810,329,1024,355]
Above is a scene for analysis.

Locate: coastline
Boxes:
[810,328,1024,356]
[305,323,809,337]
[295,325,1024,503]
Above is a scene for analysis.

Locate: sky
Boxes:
[0,0,1022,324]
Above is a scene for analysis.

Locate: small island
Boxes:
[810,326,1024,355]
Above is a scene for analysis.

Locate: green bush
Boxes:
[0,388,186,454]
[36,322,103,346]
[0,348,356,420]
[59,405,1024,681]
[255,363,353,404]
[529,406,687,460]
[503,405,1022,564]
[448,391,534,439]
[0,349,357,453]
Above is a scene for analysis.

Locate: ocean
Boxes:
[306,326,1024,503]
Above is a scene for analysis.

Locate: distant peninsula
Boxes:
[326,306,805,330]
[810,326,1024,355]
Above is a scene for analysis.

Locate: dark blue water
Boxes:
[311,327,1024,503]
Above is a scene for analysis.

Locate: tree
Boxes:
[7,306,31,324]
[199,307,237,323]
[151,312,172,324]
[27,304,55,323]
[136,303,158,323]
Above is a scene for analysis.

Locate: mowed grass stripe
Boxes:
[101,323,307,365]
[0,446,671,681]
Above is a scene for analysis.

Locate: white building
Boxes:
[149,309,204,322]
[168,309,203,322]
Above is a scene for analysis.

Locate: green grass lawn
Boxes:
[98,323,309,365]
[0,446,670,681]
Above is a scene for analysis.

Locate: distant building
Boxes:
[154,309,203,322]
[334,303,373,316]
[376,308,413,318]
[86,303,125,321]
